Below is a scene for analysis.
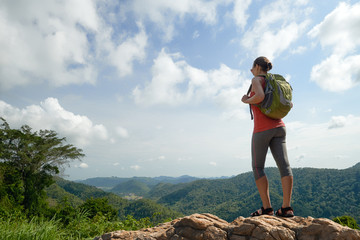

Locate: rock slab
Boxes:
[94,213,360,240]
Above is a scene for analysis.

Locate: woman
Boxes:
[241,56,294,217]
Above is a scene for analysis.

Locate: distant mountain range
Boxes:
[77,175,217,187]
[76,175,231,197]
[51,163,360,223]
[148,163,360,222]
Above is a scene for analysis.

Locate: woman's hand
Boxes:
[242,95,249,103]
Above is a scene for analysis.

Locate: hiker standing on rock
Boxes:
[241,56,294,217]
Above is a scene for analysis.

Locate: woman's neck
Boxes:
[257,71,267,76]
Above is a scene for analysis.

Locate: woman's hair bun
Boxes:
[253,56,272,72]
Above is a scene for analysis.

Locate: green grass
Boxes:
[333,215,360,230]
[0,216,66,240]
[0,211,161,240]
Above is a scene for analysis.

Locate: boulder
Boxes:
[94,213,360,240]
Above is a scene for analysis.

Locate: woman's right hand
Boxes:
[241,95,249,103]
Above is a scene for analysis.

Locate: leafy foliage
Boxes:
[0,118,84,215]
[79,198,117,221]
[333,215,359,230]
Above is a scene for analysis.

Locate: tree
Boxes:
[0,118,84,215]
[80,197,117,221]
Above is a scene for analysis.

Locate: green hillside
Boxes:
[147,182,189,200]
[49,163,360,224]
[78,175,200,189]
[56,164,360,223]
[148,164,360,223]
[110,179,151,196]
[46,177,182,221]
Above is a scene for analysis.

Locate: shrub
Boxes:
[333,215,359,230]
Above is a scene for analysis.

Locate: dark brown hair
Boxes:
[253,56,272,72]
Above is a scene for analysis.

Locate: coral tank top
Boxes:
[250,77,285,133]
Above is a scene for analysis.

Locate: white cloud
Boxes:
[308,2,360,92]
[231,0,252,30]
[107,22,147,77]
[287,114,360,168]
[133,49,189,106]
[116,126,129,138]
[127,0,222,42]
[0,0,100,90]
[192,30,200,39]
[310,54,360,92]
[79,163,89,169]
[308,2,360,55]
[0,98,108,147]
[133,49,250,118]
[0,1,150,90]
[130,165,141,170]
[291,46,307,55]
[288,115,359,136]
[209,161,217,166]
[328,115,346,129]
[241,0,311,60]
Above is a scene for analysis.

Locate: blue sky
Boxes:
[1,0,359,180]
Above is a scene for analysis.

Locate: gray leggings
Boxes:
[252,127,292,180]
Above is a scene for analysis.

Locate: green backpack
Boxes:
[248,73,293,120]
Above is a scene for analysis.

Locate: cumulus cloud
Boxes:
[126,0,221,42]
[79,163,89,169]
[133,49,189,106]
[116,126,129,138]
[328,116,346,129]
[107,22,147,77]
[310,54,360,92]
[130,165,141,170]
[133,48,250,118]
[286,114,360,168]
[289,115,359,135]
[241,0,311,60]
[308,2,360,55]
[0,0,100,90]
[209,161,217,166]
[231,0,252,30]
[0,1,149,90]
[0,98,108,147]
[308,2,360,92]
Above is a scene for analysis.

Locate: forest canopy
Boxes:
[0,118,84,215]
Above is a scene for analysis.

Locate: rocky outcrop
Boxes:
[94,213,360,240]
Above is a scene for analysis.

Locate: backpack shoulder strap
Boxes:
[247,84,253,120]
[247,75,267,120]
